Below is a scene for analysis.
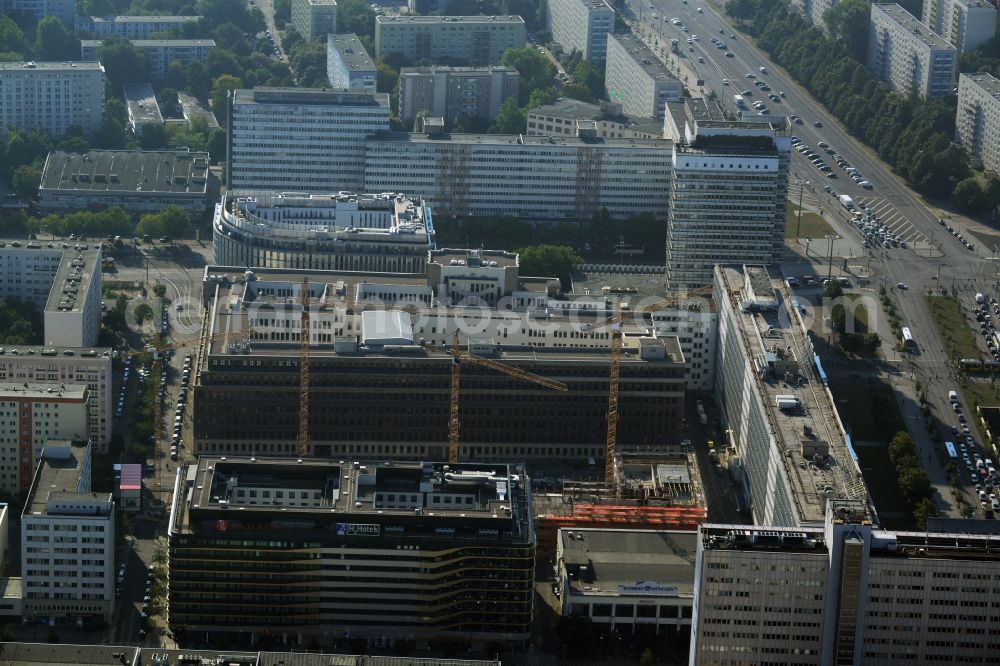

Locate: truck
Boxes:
[775,395,799,410]
[839,194,855,209]
[733,94,746,108]
[976,293,985,304]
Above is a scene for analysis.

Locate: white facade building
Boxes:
[80,39,214,79]
[664,100,790,291]
[0,347,112,454]
[74,15,200,38]
[228,87,390,193]
[292,0,337,40]
[364,132,671,219]
[375,15,526,65]
[0,385,89,495]
[21,441,115,624]
[547,0,614,62]
[922,0,996,52]
[869,4,957,98]
[327,33,376,92]
[956,72,1000,174]
[2,0,74,26]
[212,190,436,273]
[527,98,664,139]
[690,503,1000,665]
[605,33,682,119]
[0,62,104,136]
[0,244,103,349]
[398,66,519,123]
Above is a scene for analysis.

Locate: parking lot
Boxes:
[854,196,930,248]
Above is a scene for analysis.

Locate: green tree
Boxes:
[376,60,398,94]
[526,85,559,109]
[500,47,556,104]
[98,37,149,88]
[913,497,938,529]
[0,297,42,344]
[823,280,843,298]
[823,0,870,60]
[898,466,933,505]
[830,303,846,335]
[136,205,190,239]
[288,39,328,87]
[952,177,992,215]
[10,163,41,201]
[515,244,582,291]
[210,74,243,124]
[489,97,526,133]
[0,16,28,57]
[35,16,79,61]
[207,128,227,164]
[336,0,376,38]
[138,124,168,150]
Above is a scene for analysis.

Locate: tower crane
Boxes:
[298,277,311,459]
[603,285,714,492]
[444,336,568,464]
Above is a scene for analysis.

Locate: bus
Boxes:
[944,441,958,459]
[901,326,915,351]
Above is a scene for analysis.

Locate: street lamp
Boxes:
[795,179,809,238]
[825,235,836,282]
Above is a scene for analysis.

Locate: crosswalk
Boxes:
[854,195,928,246]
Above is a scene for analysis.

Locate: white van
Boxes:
[949,390,959,402]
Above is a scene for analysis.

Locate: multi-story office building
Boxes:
[868,4,957,98]
[375,15,526,65]
[21,440,114,624]
[2,0,74,26]
[664,99,790,291]
[122,82,164,135]
[558,528,697,636]
[690,501,1000,665]
[212,190,436,273]
[605,33,682,119]
[80,39,215,79]
[326,33,375,91]
[956,72,1000,174]
[0,347,113,454]
[292,0,337,39]
[547,0,614,62]
[38,149,210,217]
[364,130,671,219]
[0,385,88,494]
[168,457,535,648]
[398,65,520,123]
[922,0,996,52]
[228,87,390,193]
[527,98,664,139]
[74,15,200,38]
[0,243,103,349]
[191,252,687,460]
[0,62,104,136]
[713,264,870,527]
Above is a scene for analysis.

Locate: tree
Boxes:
[898,466,933,505]
[515,244,582,291]
[0,297,41,344]
[489,97,526,134]
[35,16,79,61]
[0,16,28,57]
[823,0,869,60]
[98,37,149,88]
[210,74,243,123]
[913,497,938,529]
[136,205,190,239]
[830,303,846,335]
[138,124,168,150]
[376,60,398,94]
[823,280,843,298]
[500,47,556,104]
[336,0,376,38]
[10,164,41,201]
[952,177,992,215]
[526,85,559,109]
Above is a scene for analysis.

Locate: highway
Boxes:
[624,0,1000,517]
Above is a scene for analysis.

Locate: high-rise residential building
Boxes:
[3,0,74,26]
[364,130,671,219]
[74,15,201,38]
[0,244,103,349]
[922,0,996,52]
[168,457,535,649]
[0,385,89,494]
[868,4,957,98]
[690,502,1000,665]
[375,15,526,65]
[21,440,115,624]
[713,264,871,527]
[956,72,1000,174]
[547,0,614,62]
[0,347,113,454]
[527,98,664,139]
[663,99,790,291]
[292,0,337,40]
[326,33,376,91]
[38,150,210,217]
[190,255,687,461]
[227,88,390,192]
[80,39,215,79]
[212,191,435,273]
[605,33,683,118]
[398,65,520,123]
[0,62,104,136]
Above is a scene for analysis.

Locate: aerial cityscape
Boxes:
[0,0,996,662]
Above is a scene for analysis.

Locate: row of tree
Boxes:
[888,431,939,529]
[0,297,42,345]
[728,0,970,202]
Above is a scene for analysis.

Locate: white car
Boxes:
[721,79,730,86]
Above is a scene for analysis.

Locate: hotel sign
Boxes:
[336,523,380,537]
[617,581,678,596]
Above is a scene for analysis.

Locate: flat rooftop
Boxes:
[0,382,87,401]
[81,38,216,47]
[717,265,869,524]
[123,82,163,126]
[177,92,219,129]
[0,345,111,358]
[0,61,103,72]
[430,248,517,268]
[0,241,101,315]
[234,87,390,108]
[377,14,525,24]
[40,149,209,196]
[529,98,664,137]
[25,442,112,517]
[561,529,698,597]
[963,72,1000,98]
[873,4,954,50]
[328,33,375,72]
[609,33,680,84]
[369,131,670,148]
[402,65,517,75]
[0,644,139,665]
[569,270,715,312]
[83,14,199,22]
